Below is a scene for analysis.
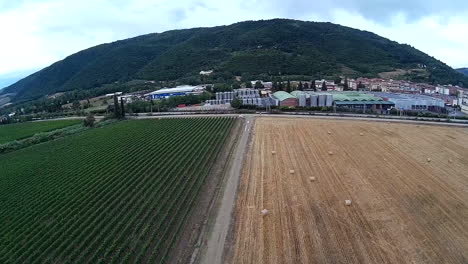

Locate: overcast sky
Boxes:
[1,0,468,88]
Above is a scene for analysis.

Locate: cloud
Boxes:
[0,0,467,82]
[255,0,468,24]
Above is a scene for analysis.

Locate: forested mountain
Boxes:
[457,68,468,76]
[2,19,467,102]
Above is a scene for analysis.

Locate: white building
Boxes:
[145,85,205,100]
[435,86,450,95]
[459,90,468,114]
[199,70,213,75]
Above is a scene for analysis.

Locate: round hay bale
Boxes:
[448,159,453,163]
[345,200,352,206]
[327,131,332,135]
[328,151,334,155]
[309,176,316,182]
[271,150,276,155]
[427,158,431,162]
[261,209,269,216]
[360,132,364,136]
[289,169,295,174]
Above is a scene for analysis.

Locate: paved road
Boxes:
[199,115,254,264]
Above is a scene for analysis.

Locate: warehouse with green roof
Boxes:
[271,91,298,107]
[274,91,395,112]
[332,92,394,111]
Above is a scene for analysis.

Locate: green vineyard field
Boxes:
[0,117,236,263]
[0,120,81,144]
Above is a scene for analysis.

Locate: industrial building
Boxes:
[288,91,394,112]
[372,92,445,111]
[290,91,333,107]
[460,90,468,114]
[271,91,298,107]
[333,92,394,111]
[206,88,269,107]
[145,85,205,100]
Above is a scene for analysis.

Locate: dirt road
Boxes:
[198,115,255,264]
[230,118,468,264]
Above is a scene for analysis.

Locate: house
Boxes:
[199,70,213,75]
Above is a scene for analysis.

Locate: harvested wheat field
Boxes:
[230,117,468,264]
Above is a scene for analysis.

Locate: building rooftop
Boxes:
[291,91,382,102]
[371,92,444,102]
[145,85,204,96]
[332,92,384,102]
[335,100,394,105]
[272,91,296,101]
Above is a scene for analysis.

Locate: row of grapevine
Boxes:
[0,117,236,263]
[0,120,81,144]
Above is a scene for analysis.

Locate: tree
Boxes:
[232,82,241,89]
[272,81,278,91]
[321,81,327,91]
[231,97,242,109]
[357,81,365,90]
[72,101,81,111]
[278,82,284,91]
[120,99,125,118]
[298,81,303,91]
[286,80,291,93]
[113,94,121,118]
[343,76,349,91]
[245,81,253,88]
[213,83,232,93]
[83,113,96,127]
[254,81,264,89]
[334,77,342,85]
[303,82,309,89]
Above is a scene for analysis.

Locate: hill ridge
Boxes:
[2,18,467,102]
[456,68,468,76]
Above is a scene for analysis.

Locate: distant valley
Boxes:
[457,68,468,76]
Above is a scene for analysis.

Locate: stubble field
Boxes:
[231,117,468,264]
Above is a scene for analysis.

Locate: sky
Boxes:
[1,0,468,88]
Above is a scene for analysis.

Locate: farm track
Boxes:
[0,117,236,264]
[230,117,468,264]
[199,115,254,264]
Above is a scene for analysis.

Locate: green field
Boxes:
[0,117,236,263]
[0,120,81,144]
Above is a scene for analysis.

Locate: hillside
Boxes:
[457,68,468,76]
[2,19,467,102]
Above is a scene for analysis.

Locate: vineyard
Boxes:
[0,117,236,263]
[0,120,81,144]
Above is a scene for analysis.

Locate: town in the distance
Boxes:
[2,69,468,124]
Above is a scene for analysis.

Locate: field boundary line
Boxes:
[198,116,255,264]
